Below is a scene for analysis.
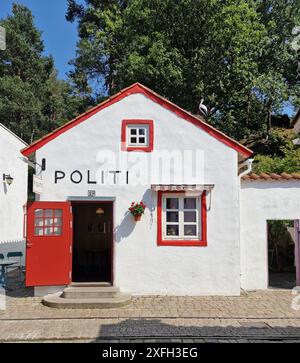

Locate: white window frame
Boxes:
[162,193,201,240]
[127,124,149,147]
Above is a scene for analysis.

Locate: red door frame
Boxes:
[71,200,114,285]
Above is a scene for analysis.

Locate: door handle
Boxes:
[26,242,33,248]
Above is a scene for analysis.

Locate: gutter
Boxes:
[239,158,254,178]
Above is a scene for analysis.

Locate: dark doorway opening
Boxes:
[72,201,113,283]
[267,220,297,289]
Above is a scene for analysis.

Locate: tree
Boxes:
[0,3,87,143]
[67,0,300,140]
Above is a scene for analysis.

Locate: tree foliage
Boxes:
[67,0,300,140]
[0,3,88,143]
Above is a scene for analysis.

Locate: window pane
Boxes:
[34,209,43,217]
[34,228,43,236]
[53,227,62,236]
[166,211,179,223]
[44,227,53,236]
[184,225,197,236]
[54,209,62,217]
[166,198,179,210]
[45,209,53,217]
[44,218,53,226]
[34,218,44,227]
[184,198,196,209]
[54,218,62,226]
[130,137,137,144]
[139,128,145,135]
[167,225,179,236]
[184,211,196,223]
[139,137,145,144]
[130,128,137,135]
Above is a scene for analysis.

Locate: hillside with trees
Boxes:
[1,1,300,173]
[0,3,90,143]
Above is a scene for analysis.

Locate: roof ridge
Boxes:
[21,83,252,158]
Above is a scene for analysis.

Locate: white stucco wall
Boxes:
[0,125,27,264]
[240,180,300,290]
[34,93,241,296]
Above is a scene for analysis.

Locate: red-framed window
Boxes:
[34,208,63,236]
[121,119,154,152]
[157,191,207,246]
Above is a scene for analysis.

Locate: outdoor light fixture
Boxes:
[3,174,14,186]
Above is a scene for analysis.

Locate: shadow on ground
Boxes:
[5,269,33,298]
[93,318,300,343]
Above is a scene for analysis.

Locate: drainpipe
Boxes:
[238,158,254,292]
[239,158,254,178]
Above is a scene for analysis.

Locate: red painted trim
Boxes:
[21,83,252,157]
[157,191,207,247]
[121,119,154,152]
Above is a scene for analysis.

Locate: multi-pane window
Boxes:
[34,209,62,236]
[163,195,200,240]
[127,125,149,147]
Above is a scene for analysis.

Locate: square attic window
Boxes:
[121,120,154,152]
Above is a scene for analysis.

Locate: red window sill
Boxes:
[125,146,153,152]
[157,239,207,247]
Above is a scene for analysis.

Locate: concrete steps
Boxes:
[69,282,111,288]
[42,285,131,309]
[63,286,121,299]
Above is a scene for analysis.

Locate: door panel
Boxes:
[72,202,113,283]
[26,202,72,287]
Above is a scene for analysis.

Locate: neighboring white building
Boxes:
[240,173,300,290]
[0,124,28,265]
[18,83,300,298]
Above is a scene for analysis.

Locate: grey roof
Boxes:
[0,123,27,146]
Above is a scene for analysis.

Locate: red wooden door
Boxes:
[25,202,73,287]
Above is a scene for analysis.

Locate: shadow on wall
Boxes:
[93,318,300,342]
[115,189,156,244]
[0,240,26,265]
[2,179,7,195]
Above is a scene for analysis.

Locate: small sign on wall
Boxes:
[33,175,43,195]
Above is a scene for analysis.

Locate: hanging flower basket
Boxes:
[134,214,142,222]
[129,201,146,222]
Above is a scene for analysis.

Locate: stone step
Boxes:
[42,292,131,309]
[62,286,121,299]
[70,282,111,288]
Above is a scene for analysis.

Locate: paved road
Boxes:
[0,317,300,342]
[1,278,300,343]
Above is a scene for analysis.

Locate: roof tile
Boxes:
[242,172,300,181]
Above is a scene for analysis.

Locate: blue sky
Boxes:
[0,0,295,116]
[0,0,85,79]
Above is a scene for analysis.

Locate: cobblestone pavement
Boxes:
[0,275,300,342]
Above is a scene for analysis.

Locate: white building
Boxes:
[19,83,300,300]
[0,124,28,264]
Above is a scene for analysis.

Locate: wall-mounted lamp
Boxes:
[3,174,14,186]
